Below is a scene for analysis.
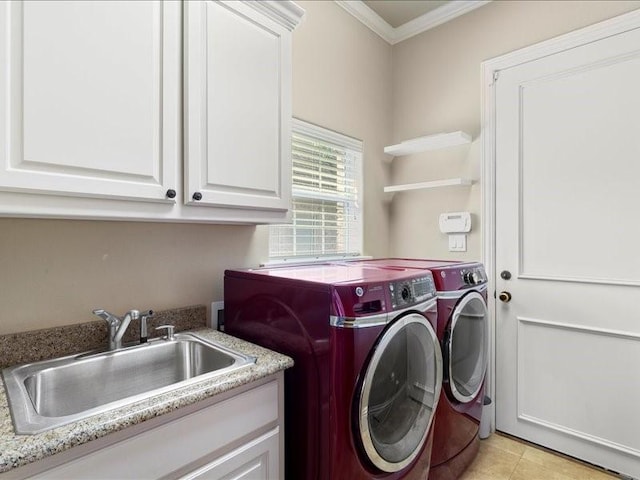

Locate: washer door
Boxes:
[357,313,442,473]
[446,291,489,403]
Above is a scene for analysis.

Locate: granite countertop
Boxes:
[0,328,293,474]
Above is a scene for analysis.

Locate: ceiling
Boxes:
[363,1,450,28]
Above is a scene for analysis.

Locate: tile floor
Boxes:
[459,433,618,480]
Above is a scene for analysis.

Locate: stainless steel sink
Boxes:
[2,333,256,434]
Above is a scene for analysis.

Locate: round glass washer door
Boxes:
[357,313,442,473]
[446,291,489,403]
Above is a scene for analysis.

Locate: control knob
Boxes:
[401,284,411,301]
[463,271,480,285]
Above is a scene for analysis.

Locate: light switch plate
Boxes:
[448,234,467,252]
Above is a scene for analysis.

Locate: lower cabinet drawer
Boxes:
[180,428,279,480]
[31,381,279,479]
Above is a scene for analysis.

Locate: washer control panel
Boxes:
[389,275,436,310]
[461,266,487,286]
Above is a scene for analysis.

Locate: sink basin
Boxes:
[2,333,256,434]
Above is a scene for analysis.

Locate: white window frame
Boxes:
[266,118,364,265]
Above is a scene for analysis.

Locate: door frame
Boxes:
[480,8,640,436]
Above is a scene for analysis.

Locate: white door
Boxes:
[0,0,180,203]
[494,21,640,479]
[184,0,292,212]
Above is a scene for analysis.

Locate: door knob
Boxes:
[498,291,512,303]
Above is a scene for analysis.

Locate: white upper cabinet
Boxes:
[0,0,180,203]
[184,1,302,217]
[0,0,303,224]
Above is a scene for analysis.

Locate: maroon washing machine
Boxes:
[345,259,489,480]
[225,263,443,480]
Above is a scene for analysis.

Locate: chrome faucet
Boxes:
[93,308,141,351]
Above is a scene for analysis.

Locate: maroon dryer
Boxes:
[346,259,489,480]
[225,263,443,480]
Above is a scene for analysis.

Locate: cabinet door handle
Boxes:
[192,192,203,201]
[166,189,176,199]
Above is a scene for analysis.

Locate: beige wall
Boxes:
[0,220,264,334]
[389,0,640,261]
[285,1,393,258]
[6,1,639,335]
[0,1,392,335]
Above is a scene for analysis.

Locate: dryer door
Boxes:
[446,291,489,403]
[357,313,442,473]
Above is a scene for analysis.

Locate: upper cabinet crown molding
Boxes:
[246,0,305,31]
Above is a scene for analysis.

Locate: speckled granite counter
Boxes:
[0,328,293,474]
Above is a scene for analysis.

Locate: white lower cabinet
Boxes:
[24,378,283,480]
[180,429,279,480]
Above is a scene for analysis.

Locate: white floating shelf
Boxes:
[384,131,471,156]
[384,178,473,194]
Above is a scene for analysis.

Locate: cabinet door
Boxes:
[28,380,280,480]
[0,0,180,203]
[180,429,279,480]
[184,0,292,213]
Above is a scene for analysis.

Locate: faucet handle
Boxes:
[92,309,121,326]
[156,324,175,341]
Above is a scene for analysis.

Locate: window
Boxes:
[269,119,363,262]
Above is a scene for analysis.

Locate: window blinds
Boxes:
[269,120,362,260]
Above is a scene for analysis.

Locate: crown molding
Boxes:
[335,1,395,43]
[336,0,491,45]
[247,0,306,31]
[394,1,491,44]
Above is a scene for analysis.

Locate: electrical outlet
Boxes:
[211,301,224,330]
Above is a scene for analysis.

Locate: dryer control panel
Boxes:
[389,275,436,310]
[460,266,487,286]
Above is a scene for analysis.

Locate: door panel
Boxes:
[184,0,291,211]
[519,51,640,284]
[495,23,640,478]
[0,0,179,202]
[516,317,640,453]
[180,429,279,480]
